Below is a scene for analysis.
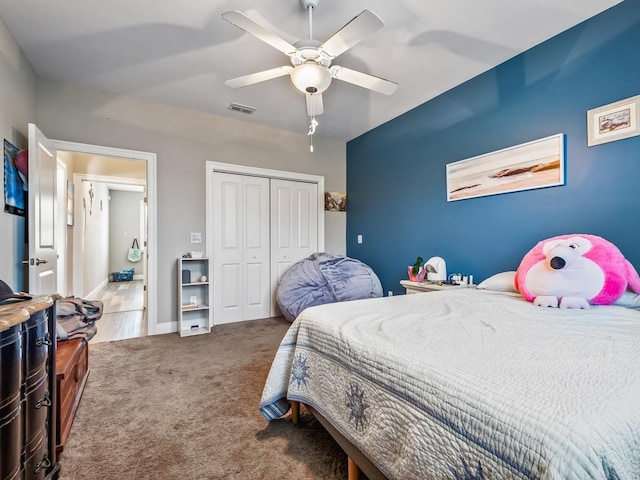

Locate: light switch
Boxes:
[190,232,202,244]
[357,234,363,244]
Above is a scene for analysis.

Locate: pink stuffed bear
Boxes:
[515,234,640,309]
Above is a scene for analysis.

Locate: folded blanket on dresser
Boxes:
[260,289,640,480]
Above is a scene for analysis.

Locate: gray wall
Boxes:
[80,181,109,295]
[0,18,37,290]
[36,78,346,325]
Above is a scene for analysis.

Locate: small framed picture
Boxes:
[587,94,640,146]
[324,192,346,211]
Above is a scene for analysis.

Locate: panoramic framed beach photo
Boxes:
[587,94,640,146]
[446,134,565,202]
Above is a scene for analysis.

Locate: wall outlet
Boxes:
[189,295,198,305]
[387,291,393,297]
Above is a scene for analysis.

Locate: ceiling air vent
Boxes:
[228,102,256,115]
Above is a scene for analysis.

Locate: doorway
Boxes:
[52,139,158,338]
[72,174,146,343]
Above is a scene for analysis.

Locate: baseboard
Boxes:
[151,321,177,335]
[85,278,108,299]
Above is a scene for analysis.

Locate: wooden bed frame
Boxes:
[291,400,389,480]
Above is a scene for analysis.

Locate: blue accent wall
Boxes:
[346,0,640,294]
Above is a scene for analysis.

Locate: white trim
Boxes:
[52,139,158,337]
[208,161,323,184]
[85,277,109,299]
[71,173,145,186]
[51,140,156,161]
[56,158,68,296]
[153,322,177,335]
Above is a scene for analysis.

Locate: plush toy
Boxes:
[515,234,640,309]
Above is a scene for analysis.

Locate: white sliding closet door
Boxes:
[270,179,318,316]
[212,172,270,325]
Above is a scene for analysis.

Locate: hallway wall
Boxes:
[109,190,144,275]
[81,181,109,296]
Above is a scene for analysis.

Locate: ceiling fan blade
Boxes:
[225,66,293,88]
[222,10,297,55]
[306,93,324,117]
[329,65,398,95]
[320,10,383,59]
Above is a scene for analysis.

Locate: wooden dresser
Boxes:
[0,296,61,480]
[55,337,89,454]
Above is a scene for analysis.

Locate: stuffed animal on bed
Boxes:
[515,234,640,309]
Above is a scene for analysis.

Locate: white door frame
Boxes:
[56,158,68,296]
[51,140,158,336]
[72,173,145,297]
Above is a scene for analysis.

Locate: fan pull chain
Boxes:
[308,116,318,152]
[308,116,318,135]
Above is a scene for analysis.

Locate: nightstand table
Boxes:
[400,280,471,294]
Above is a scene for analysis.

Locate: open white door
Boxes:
[27,124,58,295]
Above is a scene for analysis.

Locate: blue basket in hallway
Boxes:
[112,268,134,282]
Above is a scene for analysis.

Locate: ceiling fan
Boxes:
[221,0,398,120]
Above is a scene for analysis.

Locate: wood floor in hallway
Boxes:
[89,279,147,344]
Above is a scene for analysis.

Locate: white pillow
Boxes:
[614,290,640,309]
[477,271,518,293]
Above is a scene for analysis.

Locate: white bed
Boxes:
[260,287,640,479]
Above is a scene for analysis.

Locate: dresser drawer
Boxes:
[0,296,60,478]
[55,338,89,454]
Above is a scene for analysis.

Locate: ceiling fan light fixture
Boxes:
[290,63,331,94]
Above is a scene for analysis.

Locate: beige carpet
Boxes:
[58,317,347,480]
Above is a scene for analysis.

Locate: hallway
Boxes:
[89,280,146,344]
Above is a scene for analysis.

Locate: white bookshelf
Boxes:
[177,257,212,336]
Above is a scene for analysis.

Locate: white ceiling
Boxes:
[0,0,621,141]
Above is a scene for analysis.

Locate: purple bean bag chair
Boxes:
[277,252,383,322]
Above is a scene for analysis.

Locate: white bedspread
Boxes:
[260,289,640,479]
